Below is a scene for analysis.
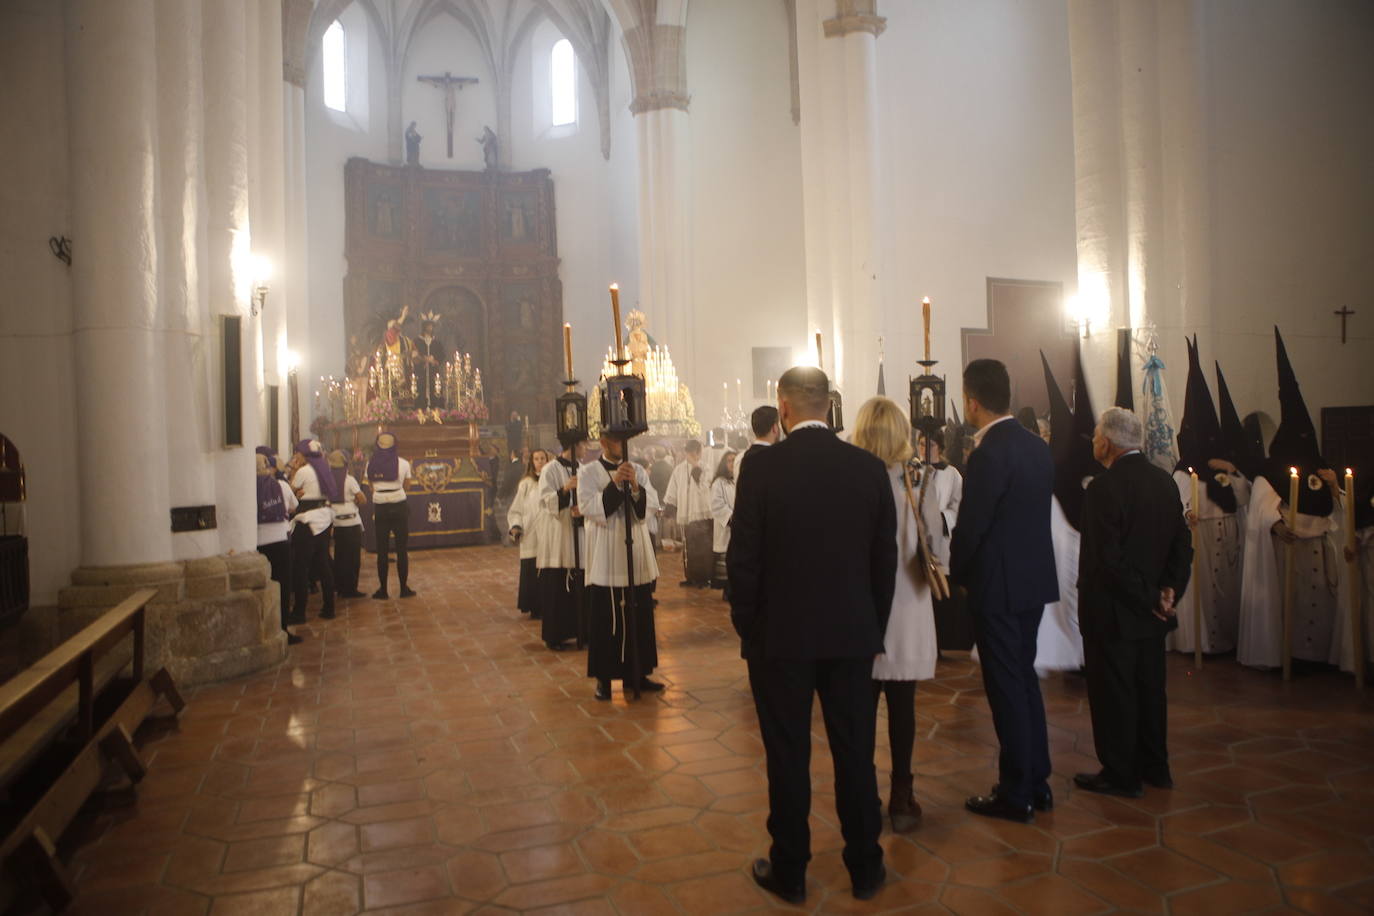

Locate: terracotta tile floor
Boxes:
[51,545,1374,914]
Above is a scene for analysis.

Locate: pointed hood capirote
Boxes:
[1263,327,1333,518]
[1114,328,1134,411]
[1042,348,1102,531]
[1214,359,1262,480]
[1175,337,1236,513]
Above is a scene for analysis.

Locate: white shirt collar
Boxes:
[789,420,830,433]
[972,414,1015,447]
[751,439,772,448]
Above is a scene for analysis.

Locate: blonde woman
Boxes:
[508,449,550,618]
[852,396,938,832]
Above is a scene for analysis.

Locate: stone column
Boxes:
[1068,0,1211,386]
[204,0,261,554]
[64,0,174,567]
[795,0,885,397]
[621,14,695,387]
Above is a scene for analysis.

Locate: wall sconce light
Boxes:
[250,254,272,317]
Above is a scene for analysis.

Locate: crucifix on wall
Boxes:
[417,70,479,158]
[1334,306,1356,344]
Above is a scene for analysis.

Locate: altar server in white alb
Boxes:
[579,434,663,701]
[1033,351,1101,672]
[289,439,338,623]
[1238,329,1344,670]
[709,450,737,593]
[915,429,962,572]
[507,448,549,618]
[1332,461,1374,677]
[1169,338,1248,655]
[328,450,368,599]
[536,431,588,650]
[663,440,714,588]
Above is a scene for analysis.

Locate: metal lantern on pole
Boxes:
[556,323,589,442]
[909,296,946,463]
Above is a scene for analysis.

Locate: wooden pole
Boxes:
[1191,469,1202,669]
[1283,467,1299,682]
[1347,469,1364,689]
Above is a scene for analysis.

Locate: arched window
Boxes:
[550,38,576,127]
[322,20,347,112]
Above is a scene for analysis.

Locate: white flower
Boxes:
[1307,474,1322,491]
[1214,472,1232,487]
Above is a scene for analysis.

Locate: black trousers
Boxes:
[971,603,1051,807]
[683,519,714,584]
[747,656,883,889]
[517,557,540,615]
[257,540,291,631]
[586,584,657,681]
[873,680,916,781]
[539,567,581,646]
[333,525,362,594]
[1084,632,1168,787]
[373,501,409,590]
[290,524,334,619]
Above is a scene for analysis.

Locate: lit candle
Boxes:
[609,284,623,362]
[922,296,932,362]
[1282,466,1300,681]
[563,323,574,380]
[1347,468,1365,689]
[736,378,743,412]
[815,331,824,370]
[1346,468,1356,542]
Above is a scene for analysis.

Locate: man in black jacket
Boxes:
[1076,406,1193,797]
[727,366,897,905]
[736,404,780,483]
[949,359,1060,823]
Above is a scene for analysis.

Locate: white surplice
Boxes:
[506,476,542,561]
[534,457,584,570]
[579,459,660,588]
[1035,495,1084,672]
[1330,526,1374,674]
[1237,475,1342,668]
[1168,470,1249,654]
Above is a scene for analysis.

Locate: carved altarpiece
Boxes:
[343,157,562,420]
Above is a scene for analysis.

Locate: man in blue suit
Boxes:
[950,359,1060,822]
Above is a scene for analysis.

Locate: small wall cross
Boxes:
[1334,306,1355,344]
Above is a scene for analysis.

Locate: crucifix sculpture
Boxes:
[1334,306,1355,344]
[417,70,479,158]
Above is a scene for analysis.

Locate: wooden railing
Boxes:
[0,588,184,911]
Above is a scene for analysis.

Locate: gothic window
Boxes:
[323,20,347,112]
[550,38,577,127]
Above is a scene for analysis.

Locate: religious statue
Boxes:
[478,126,499,171]
[405,121,422,165]
[626,309,651,377]
[383,304,413,362]
[415,310,446,409]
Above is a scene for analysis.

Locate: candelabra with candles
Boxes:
[592,309,700,438]
[313,344,488,433]
[909,296,946,461]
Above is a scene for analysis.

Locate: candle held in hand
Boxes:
[563,323,573,379]
[922,296,932,362]
[609,284,623,361]
[815,331,824,370]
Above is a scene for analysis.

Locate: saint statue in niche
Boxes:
[405,121,422,166]
[477,126,499,171]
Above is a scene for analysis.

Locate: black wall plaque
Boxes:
[267,384,280,453]
[223,315,243,447]
[171,505,218,533]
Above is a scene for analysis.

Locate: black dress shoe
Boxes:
[371,588,389,599]
[286,633,304,645]
[853,865,886,901]
[339,590,366,598]
[1142,772,1174,790]
[546,641,567,651]
[1074,771,1144,798]
[399,587,417,598]
[750,859,804,905]
[965,791,1034,824]
[593,679,612,701]
[1033,787,1054,811]
[636,678,666,693]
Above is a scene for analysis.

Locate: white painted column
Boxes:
[203,0,260,553]
[635,106,694,385]
[64,0,174,566]
[795,0,885,397]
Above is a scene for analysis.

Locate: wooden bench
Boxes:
[0,589,184,910]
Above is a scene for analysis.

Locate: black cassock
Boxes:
[586,584,657,681]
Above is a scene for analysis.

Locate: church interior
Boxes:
[1,0,1372,913]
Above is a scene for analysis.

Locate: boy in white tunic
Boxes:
[579,434,662,700]
[536,434,587,647]
[663,440,714,587]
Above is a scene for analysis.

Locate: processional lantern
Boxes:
[909,297,946,456]
[556,323,589,441]
[600,285,649,440]
[815,331,845,432]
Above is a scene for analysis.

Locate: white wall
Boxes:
[1203,0,1374,424]
[876,0,1079,409]
[686,0,806,422]
[0,0,80,605]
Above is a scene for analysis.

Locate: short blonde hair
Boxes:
[852,397,913,467]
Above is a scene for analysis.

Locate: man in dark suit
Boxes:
[735,405,779,486]
[1076,407,1192,797]
[949,359,1060,823]
[727,366,897,905]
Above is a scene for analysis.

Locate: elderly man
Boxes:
[1077,407,1193,797]
[728,366,896,905]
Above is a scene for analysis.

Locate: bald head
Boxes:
[778,366,830,424]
